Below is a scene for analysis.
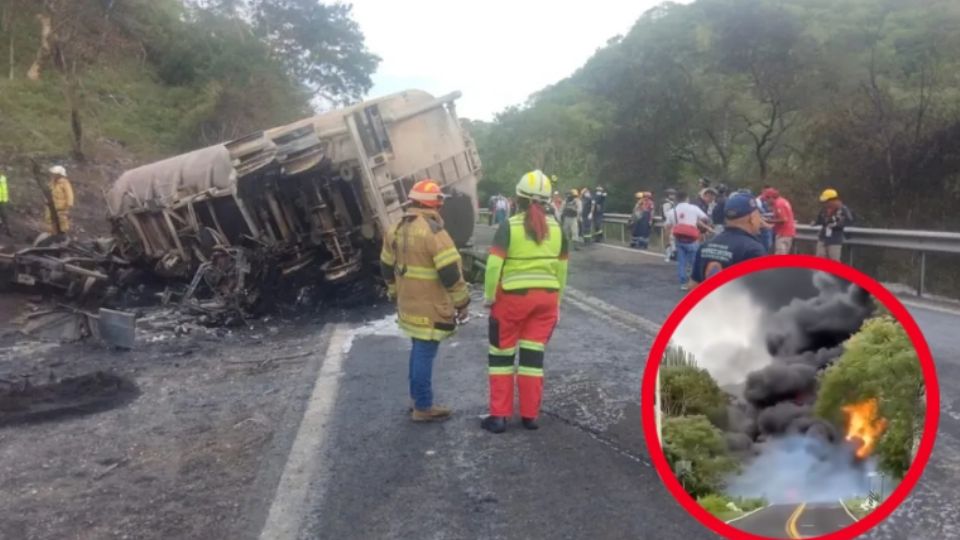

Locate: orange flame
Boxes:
[843,398,888,459]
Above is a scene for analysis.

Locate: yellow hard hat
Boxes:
[819,188,839,202]
[635,191,645,199]
[569,188,579,197]
[517,170,552,202]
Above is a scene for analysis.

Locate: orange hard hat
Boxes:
[408,179,444,207]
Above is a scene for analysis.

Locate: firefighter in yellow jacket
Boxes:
[380,179,471,422]
[482,170,569,433]
[46,165,74,234]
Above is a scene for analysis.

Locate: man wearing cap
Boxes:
[46,165,74,234]
[689,190,767,287]
[762,188,796,255]
[813,188,854,262]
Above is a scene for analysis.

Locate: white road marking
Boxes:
[259,324,349,540]
[725,504,770,524]
[838,498,859,523]
[564,286,663,336]
[899,298,960,318]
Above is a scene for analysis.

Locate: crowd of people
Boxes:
[646,177,854,291]
[388,170,857,431]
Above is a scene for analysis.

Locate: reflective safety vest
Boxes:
[484,212,569,302]
[501,215,564,290]
[0,175,8,203]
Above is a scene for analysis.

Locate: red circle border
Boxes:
[640,254,941,540]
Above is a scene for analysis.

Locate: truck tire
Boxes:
[440,191,475,248]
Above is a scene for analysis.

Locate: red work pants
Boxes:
[488,288,559,419]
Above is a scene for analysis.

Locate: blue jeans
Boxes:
[409,339,439,410]
[760,229,774,253]
[676,241,699,285]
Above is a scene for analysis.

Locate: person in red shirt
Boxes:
[762,188,796,255]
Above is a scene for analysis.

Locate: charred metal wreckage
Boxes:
[1,90,481,342]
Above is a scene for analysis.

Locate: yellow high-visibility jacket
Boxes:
[0,175,9,203]
[484,212,569,302]
[380,208,470,341]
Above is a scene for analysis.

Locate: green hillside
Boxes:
[470,0,960,232]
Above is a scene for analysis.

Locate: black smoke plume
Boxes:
[724,270,876,502]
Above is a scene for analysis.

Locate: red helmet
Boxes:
[408,179,444,208]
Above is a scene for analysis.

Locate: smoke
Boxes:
[737,272,873,435]
[720,270,876,500]
[726,436,875,504]
[671,280,771,386]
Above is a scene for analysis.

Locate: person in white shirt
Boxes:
[664,190,713,291]
[661,188,678,262]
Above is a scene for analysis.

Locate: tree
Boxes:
[814,316,924,479]
[662,415,738,497]
[660,363,729,429]
[190,0,380,104]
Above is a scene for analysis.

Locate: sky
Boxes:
[349,0,675,121]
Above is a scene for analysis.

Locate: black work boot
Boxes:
[481,415,507,434]
[521,417,539,430]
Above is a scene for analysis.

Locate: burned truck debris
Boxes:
[2,90,481,324]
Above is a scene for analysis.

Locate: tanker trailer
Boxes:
[105,89,481,313]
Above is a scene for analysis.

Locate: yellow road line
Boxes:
[786,503,807,539]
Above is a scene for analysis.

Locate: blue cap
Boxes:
[725,191,759,220]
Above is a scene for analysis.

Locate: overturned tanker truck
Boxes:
[5,90,481,317]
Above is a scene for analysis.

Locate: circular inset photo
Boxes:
[641,256,939,540]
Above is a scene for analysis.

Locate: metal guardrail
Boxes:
[477,208,960,298]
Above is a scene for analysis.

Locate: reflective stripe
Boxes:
[450,288,470,305]
[380,250,396,266]
[433,247,461,268]
[398,319,453,341]
[489,345,516,356]
[518,340,545,352]
[399,265,439,280]
[501,272,560,288]
[517,366,544,377]
[489,366,515,376]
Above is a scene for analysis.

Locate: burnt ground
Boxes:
[0,294,393,540]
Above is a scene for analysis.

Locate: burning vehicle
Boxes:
[1,90,481,329]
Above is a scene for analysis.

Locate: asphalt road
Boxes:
[731,502,856,539]
[257,228,709,540]
[261,229,960,540]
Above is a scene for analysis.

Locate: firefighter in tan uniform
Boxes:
[380,179,471,422]
[46,165,74,234]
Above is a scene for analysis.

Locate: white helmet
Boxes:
[49,165,67,177]
[516,170,553,202]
